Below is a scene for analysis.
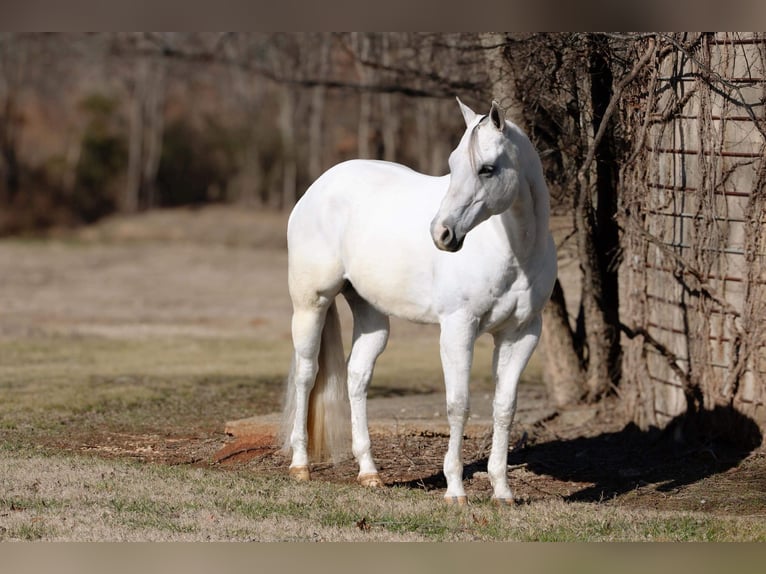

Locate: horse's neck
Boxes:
[495,171,550,264]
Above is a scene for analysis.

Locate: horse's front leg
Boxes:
[489,315,542,503]
[439,313,478,505]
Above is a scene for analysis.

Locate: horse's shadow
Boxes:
[394,405,762,502]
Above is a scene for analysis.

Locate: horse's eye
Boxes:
[478,164,495,177]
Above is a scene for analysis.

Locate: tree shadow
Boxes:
[517,405,762,501]
[393,405,763,502]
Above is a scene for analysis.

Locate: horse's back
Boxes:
[289,160,447,248]
[293,159,444,209]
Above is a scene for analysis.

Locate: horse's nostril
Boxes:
[432,221,461,252]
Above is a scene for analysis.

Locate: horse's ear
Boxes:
[456,97,478,127]
[489,101,505,131]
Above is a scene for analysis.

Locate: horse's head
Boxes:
[431,98,520,252]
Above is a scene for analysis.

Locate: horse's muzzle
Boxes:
[431,222,465,252]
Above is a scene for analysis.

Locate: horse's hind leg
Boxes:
[343,287,390,487]
[286,304,329,479]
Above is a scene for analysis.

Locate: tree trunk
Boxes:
[0,37,25,204]
[308,34,330,182]
[480,32,590,408]
[279,86,297,209]
[124,57,165,213]
[379,34,398,163]
[0,95,20,203]
[480,33,524,121]
[575,181,617,400]
[415,98,438,174]
[141,59,165,210]
[353,33,373,160]
[541,279,587,407]
[124,65,144,213]
[579,34,623,400]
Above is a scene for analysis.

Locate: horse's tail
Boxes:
[281,300,350,463]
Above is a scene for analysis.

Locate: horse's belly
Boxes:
[344,256,438,324]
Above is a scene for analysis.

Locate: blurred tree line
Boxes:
[0,32,491,234]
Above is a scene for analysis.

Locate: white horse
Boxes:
[282,98,557,504]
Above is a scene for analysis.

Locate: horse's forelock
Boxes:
[467,114,489,172]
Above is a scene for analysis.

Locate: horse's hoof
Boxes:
[444,495,468,506]
[289,466,311,481]
[491,496,514,506]
[357,473,383,488]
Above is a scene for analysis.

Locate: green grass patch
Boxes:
[4,521,56,541]
[107,497,198,534]
[0,495,62,513]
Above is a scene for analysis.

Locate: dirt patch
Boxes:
[65,398,764,514]
[64,385,758,514]
[77,432,217,465]
[213,384,556,493]
[209,410,765,511]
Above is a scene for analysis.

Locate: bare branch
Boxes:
[580,35,657,176]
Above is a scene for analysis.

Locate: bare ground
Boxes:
[1,206,764,520]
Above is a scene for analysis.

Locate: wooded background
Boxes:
[1,32,763,442]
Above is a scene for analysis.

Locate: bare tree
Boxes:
[278,86,298,208]
[572,35,656,401]
[379,34,399,162]
[478,33,657,407]
[0,33,25,204]
[351,33,374,159]
[307,34,331,182]
[480,33,591,407]
[123,36,166,212]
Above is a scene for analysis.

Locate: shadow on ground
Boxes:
[394,405,763,502]
[518,405,762,502]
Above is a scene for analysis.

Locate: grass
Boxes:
[1,445,765,542]
[0,335,289,444]
[1,331,765,541]
[0,330,502,448]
